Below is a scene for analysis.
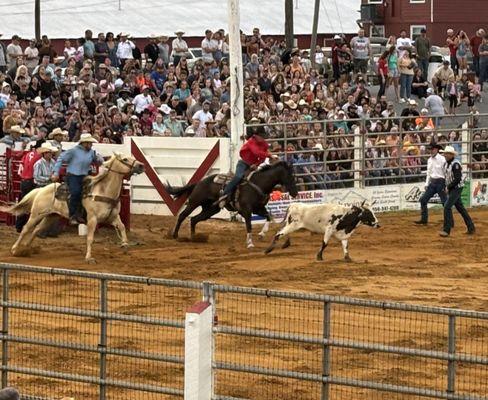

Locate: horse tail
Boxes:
[164,182,197,199]
[0,188,41,216]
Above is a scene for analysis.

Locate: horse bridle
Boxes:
[105,156,138,177]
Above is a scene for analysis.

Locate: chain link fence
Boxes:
[0,263,487,400]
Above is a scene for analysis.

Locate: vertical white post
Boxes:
[184,301,213,400]
[227,0,244,170]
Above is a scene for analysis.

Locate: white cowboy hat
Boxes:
[78,133,98,144]
[48,127,68,139]
[10,125,25,135]
[440,145,457,155]
[285,99,297,110]
[33,96,43,104]
[37,142,57,154]
[159,104,171,115]
[174,30,185,35]
[119,32,130,37]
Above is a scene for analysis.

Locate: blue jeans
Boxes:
[443,187,474,234]
[66,174,85,218]
[480,59,488,90]
[473,56,480,77]
[419,179,447,222]
[418,58,429,81]
[223,160,250,196]
[400,74,413,99]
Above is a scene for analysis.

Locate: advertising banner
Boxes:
[471,179,488,207]
[264,190,325,220]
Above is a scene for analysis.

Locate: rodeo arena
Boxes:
[1,0,488,399]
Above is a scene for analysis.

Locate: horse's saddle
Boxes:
[54,180,93,202]
[213,173,234,185]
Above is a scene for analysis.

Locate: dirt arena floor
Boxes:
[0,207,487,310]
[1,207,488,399]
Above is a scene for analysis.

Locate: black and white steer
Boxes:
[265,202,380,261]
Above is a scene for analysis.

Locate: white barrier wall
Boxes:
[130,137,231,215]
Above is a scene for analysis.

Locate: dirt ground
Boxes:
[1,208,488,399]
[1,207,487,310]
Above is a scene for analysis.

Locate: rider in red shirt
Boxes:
[15,141,43,232]
[216,122,275,208]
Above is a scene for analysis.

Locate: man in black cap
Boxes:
[415,143,447,225]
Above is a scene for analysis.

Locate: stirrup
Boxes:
[215,194,228,208]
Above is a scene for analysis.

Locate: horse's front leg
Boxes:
[85,216,98,264]
[256,207,272,240]
[241,211,254,248]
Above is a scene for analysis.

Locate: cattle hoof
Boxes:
[258,233,265,240]
[344,255,352,263]
[316,254,323,261]
[281,238,291,249]
[121,244,129,254]
[86,257,97,265]
[247,243,255,249]
[264,246,273,255]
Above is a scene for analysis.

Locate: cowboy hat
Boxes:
[408,99,417,106]
[174,30,185,35]
[119,32,130,37]
[285,99,297,110]
[78,133,98,144]
[440,145,457,155]
[159,104,171,115]
[429,142,443,150]
[298,99,308,106]
[10,125,26,135]
[48,127,68,139]
[37,142,57,154]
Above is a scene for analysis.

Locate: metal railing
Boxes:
[0,263,203,399]
[1,263,487,400]
[250,113,488,191]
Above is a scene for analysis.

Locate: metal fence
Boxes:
[252,113,488,191]
[0,263,203,399]
[1,263,487,400]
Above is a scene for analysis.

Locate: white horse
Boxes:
[1,153,144,263]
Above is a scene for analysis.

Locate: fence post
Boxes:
[99,278,108,400]
[321,301,331,400]
[1,269,8,388]
[354,124,362,189]
[447,315,456,395]
[184,283,214,400]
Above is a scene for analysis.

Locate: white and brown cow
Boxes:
[264,201,380,261]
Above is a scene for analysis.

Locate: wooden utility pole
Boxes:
[35,0,41,40]
[285,0,294,49]
[310,0,320,68]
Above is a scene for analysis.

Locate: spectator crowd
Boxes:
[0,26,487,190]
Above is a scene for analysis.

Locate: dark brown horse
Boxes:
[165,161,298,248]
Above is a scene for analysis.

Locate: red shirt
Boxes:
[332,43,340,64]
[19,151,41,180]
[240,135,270,166]
[378,58,388,76]
[471,36,483,57]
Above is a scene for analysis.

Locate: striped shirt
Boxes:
[33,158,56,186]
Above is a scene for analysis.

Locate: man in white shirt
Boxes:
[24,39,39,72]
[171,30,188,66]
[415,143,447,225]
[116,33,135,69]
[396,30,413,58]
[132,86,153,114]
[192,100,213,137]
[6,35,23,70]
[201,30,218,64]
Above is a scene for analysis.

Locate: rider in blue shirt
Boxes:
[52,133,103,225]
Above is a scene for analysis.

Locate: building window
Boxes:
[410,0,426,3]
[410,25,426,41]
[370,25,385,37]
[368,0,383,3]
